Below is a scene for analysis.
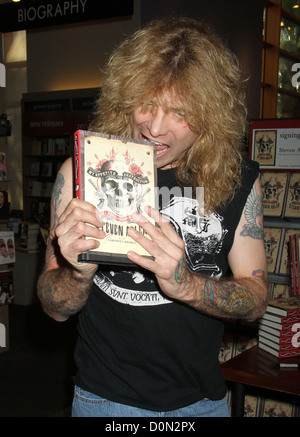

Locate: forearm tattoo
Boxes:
[37,267,93,319]
[204,279,254,316]
[174,259,187,284]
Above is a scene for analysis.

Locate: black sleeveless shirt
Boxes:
[73,157,259,411]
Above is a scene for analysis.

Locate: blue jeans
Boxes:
[72,386,230,417]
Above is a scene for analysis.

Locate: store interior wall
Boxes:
[26,1,141,92]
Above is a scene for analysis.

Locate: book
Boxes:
[264,296,300,317]
[260,171,288,217]
[264,227,283,273]
[259,324,294,341]
[278,229,299,275]
[74,130,157,265]
[259,317,296,333]
[284,172,300,219]
[0,152,7,181]
[259,329,294,346]
[289,234,300,296]
[258,340,300,358]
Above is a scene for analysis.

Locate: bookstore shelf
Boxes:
[21,88,98,223]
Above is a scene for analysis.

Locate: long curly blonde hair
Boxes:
[90,17,248,213]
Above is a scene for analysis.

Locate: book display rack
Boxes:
[220,119,300,417]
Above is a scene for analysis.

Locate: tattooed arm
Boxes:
[127,176,268,320]
[200,176,268,320]
[37,158,105,321]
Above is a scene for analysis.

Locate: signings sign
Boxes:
[250,119,300,170]
[0,0,134,33]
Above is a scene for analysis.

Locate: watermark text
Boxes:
[0,323,6,347]
[0,63,6,88]
[292,63,300,88]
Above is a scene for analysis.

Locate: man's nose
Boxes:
[148,107,168,137]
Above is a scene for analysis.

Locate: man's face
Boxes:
[130,92,199,170]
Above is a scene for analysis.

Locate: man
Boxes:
[37,17,268,417]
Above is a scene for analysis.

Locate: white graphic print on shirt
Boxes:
[94,196,228,306]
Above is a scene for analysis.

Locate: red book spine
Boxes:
[74,130,82,201]
[289,234,296,296]
[278,349,300,359]
[295,235,300,296]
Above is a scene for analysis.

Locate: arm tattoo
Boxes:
[252,269,265,280]
[51,172,64,232]
[174,259,187,284]
[240,184,264,240]
[37,267,92,319]
[204,279,254,316]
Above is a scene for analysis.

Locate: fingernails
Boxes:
[132,212,148,223]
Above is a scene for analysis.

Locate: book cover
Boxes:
[74,130,157,265]
[284,172,300,218]
[266,296,300,317]
[261,171,288,217]
[264,227,282,273]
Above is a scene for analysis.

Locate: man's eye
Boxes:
[173,110,185,119]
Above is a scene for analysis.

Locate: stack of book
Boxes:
[259,297,300,360]
[13,221,41,252]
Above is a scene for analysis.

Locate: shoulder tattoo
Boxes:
[240,183,264,240]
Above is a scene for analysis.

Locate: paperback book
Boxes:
[74,130,157,265]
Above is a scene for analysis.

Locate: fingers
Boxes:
[54,198,105,268]
[131,206,184,251]
[127,206,185,275]
[56,198,104,238]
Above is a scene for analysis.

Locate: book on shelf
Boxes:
[260,171,300,219]
[289,233,299,296]
[261,171,288,217]
[0,152,7,181]
[74,130,157,265]
[258,296,300,359]
[278,228,299,276]
[40,162,52,177]
[31,137,69,156]
[13,221,40,250]
[284,172,300,219]
[264,227,283,273]
[31,141,41,156]
[27,180,53,197]
[30,161,40,176]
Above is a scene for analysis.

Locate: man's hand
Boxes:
[55,198,106,277]
[127,206,195,301]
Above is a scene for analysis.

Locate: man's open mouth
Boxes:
[141,134,169,156]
